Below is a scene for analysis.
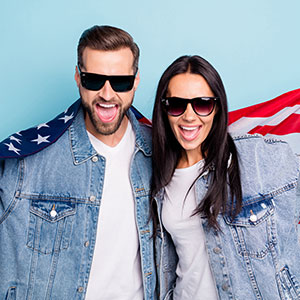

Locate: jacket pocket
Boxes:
[280,265,300,299]
[224,194,276,259]
[5,286,16,300]
[26,199,76,254]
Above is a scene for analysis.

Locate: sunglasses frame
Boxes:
[78,66,137,92]
[162,96,218,117]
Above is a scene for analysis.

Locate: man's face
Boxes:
[75,47,139,141]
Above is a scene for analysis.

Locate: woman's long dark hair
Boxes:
[151,55,242,230]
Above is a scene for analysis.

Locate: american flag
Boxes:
[0,99,149,159]
[228,89,300,155]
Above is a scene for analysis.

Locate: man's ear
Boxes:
[75,66,80,88]
[133,70,140,91]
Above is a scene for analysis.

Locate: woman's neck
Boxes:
[177,150,203,169]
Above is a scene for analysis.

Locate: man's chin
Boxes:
[93,114,124,136]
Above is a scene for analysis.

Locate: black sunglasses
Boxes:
[78,67,136,92]
[162,96,218,117]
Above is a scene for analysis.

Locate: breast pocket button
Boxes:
[50,209,57,218]
[249,214,258,222]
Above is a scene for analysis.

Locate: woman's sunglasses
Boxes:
[79,67,136,92]
[162,96,218,117]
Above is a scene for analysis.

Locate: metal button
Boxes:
[50,209,57,218]
[84,241,90,247]
[77,286,84,293]
[250,214,258,222]
[89,195,96,202]
[222,283,229,291]
[92,156,98,162]
[213,247,221,254]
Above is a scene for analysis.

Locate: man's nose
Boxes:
[98,80,115,100]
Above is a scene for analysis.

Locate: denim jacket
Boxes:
[154,134,300,300]
[0,103,155,300]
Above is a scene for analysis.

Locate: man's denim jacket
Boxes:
[154,134,300,300]
[0,103,156,300]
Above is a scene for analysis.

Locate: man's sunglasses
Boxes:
[162,96,218,117]
[78,67,136,92]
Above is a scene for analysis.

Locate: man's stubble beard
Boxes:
[81,96,133,136]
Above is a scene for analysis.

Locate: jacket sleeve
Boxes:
[0,158,20,223]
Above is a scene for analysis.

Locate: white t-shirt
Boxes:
[85,122,143,300]
[162,160,218,300]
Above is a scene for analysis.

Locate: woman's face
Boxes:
[167,72,216,164]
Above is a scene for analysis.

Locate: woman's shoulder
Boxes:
[231,133,295,160]
[229,133,299,195]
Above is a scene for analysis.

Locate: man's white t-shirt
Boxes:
[162,160,218,300]
[85,121,143,300]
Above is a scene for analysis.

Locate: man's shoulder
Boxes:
[0,100,81,160]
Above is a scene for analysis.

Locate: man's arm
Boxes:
[0,158,20,223]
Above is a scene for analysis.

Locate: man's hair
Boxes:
[77,25,140,73]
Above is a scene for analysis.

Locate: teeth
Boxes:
[99,103,116,108]
[181,126,198,131]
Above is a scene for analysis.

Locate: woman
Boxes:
[151,55,300,300]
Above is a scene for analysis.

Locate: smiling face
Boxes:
[167,72,216,166]
[75,47,139,145]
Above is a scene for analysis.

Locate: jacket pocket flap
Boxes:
[224,194,274,226]
[30,200,76,222]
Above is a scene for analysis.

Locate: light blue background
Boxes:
[1,0,300,140]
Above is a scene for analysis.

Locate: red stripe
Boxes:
[229,89,300,124]
[248,114,300,135]
[139,117,152,126]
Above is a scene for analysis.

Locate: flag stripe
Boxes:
[248,114,300,135]
[229,89,300,123]
[228,88,300,154]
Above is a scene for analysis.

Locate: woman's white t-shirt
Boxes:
[162,160,218,300]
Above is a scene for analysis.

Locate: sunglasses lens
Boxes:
[165,98,186,116]
[193,98,215,116]
[110,76,135,92]
[81,73,105,91]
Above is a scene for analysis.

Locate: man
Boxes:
[0,25,155,300]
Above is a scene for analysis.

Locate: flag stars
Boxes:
[4,143,21,155]
[31,134,51,145]
[10,135,22,145]
[37,123,49,130]
[59,112,74,124]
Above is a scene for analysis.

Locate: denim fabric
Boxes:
[0,105,155,300]
[155,134,300,300]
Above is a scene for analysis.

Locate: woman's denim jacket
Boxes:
[0,103,156,300]
[154,134,300,300]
